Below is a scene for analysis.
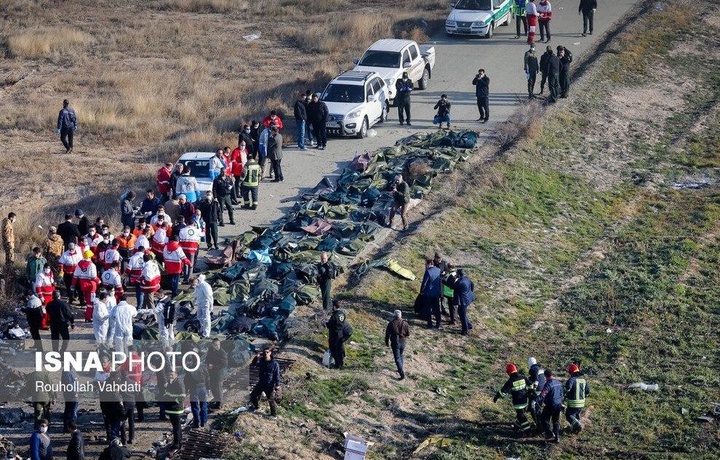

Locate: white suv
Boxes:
[321,71,389,138]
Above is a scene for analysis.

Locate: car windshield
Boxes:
[454,0,492,10]
[322,84,365,103]
[358,50,400,68]
[180,160,210,178]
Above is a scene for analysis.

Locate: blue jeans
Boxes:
[135,282,144,309]
[296,119,306,148]
[190,387,208,427]
[391,341,405,378]
[63,401,78,429]
[458,303,473,334]
[170,274,180,297]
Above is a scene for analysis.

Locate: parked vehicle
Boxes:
[322,71,389,138]
[175,151,215,197]
[352,39,435,106]
[445,0,512,38]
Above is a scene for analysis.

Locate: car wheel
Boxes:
[357,117,368,139]
[418,67,430,90]
[485,22,494,39]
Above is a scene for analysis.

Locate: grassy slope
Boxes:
[226,1,720,459]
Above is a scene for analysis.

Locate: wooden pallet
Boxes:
[176,428,229,460]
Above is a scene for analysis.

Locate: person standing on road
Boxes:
[579,0,597,36]
[241,155,261,210]
[524,46,540,98]
[46,290,74,353]
[526,0,538,44]
[538,0,552,43]
[512,0,527,39]
[433,94,451,129]
[558,45,573,98]
[326,300,353,369]
[307,93,328,150]
[304,90,316,146]
[472,69,490,123]
[2,212,16,267]
[267,126,284,182]
[539,45,553,95]
[57,99,78,154]
[385,309,410,380]
[293,92,308,150]
[395,72,414,125]
[547,47,561,103]
[212,171,236,226]
[316,251,336,310]
[164,370,185,453]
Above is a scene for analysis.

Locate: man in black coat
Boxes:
[547,48,561,103]
[46,290,74,353]
[316,252,336,310]
[212,169,235,226]
[249,346,281,417]
[238,124,255,154]
[293,92,308,150]
[558,45,573,98]
[395,72,414,125]
[539,46,554,94]
[579,0,597,36]
[307,93,328,150]
[196,191,221,250]
[524,46,540,98]
[57,214,81,249]
[472,69,490,122]
[66,421,85,460]
[205,338,228,409]
[325,300,353,369]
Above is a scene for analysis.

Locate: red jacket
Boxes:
[178,226,201,256]
[156,166,172,195]
[231,147,247,176]
[162,241,190,275]
[262,114,284,129]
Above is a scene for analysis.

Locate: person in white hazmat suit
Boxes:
[137,292,176,346]
[108,294,138,354]
[192,275,214,338]
[92,291,111,347]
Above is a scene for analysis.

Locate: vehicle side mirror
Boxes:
[353,58,360,65]
[368,94,378,102]
[403,62,412,68]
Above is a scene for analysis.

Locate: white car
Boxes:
[321,71,389,139]
[175,151,216,201]
[445,0,512,38]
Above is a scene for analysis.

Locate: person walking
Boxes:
[29,418,53,460]
[537,0,552,42]
[316,252,336,310]
[307,93,328,150]
[420,259,442,328]
[108,295,137,353]
[240,155,261,210]
[558,45,573,98]
[326,300,353,369]
[206,338,228,409]
[294,92,308,150]
[579,0,597,36]
[249,346,281,417]
[512,0,527,38]
[46,291,74,353]
[384,310,410,380]
[472,69,490,123]
[539,369,564,443]
[57,99,78,154]
[388,174,410,231]
[212,171,235,226]
[524,46,540,98]
[453,269,475,335]
[196,191,221,249]
[2,212,16,266]
[526,0,538,44]
[395,72,414,125]
[493,363,532,432]
[267,126,284,182]
[565,363,590,433]
[433,94,451,129]
[66,421,85,460]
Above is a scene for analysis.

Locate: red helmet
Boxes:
[506,363,518,375]
[567,364,580,374]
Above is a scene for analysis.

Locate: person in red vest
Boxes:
[101,262,124,303]
[74,250,99,321]
[103,240,121,271]
[127,248,146,307]
[262,110,284,129]
[163,235,190,297]
[34,263,55,330]
[58,242,83,304]
[231,141,248,197]
[178,224,200,283]
[151,222,168,261]
[526,0,539,44]
[156,163,173,202]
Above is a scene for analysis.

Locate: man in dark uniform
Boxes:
[524,46,540,98]
[547,48,561,103]
[472,69,490,122]
[494,363,532,432]
[388,174,411,231]
[196,191,221,250]
[565,363,590,433]
[316,252,336,310]
[558,45,573,98]
[395,71,414,125]
[212,168,235,226]
[164,370,185,452]
[539,369,564,442]
[539,45,553,95]
[579,0,597,36]
[325,300,353,369]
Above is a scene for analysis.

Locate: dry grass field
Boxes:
[0,0,447,253]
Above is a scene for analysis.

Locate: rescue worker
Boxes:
[164,370,186,452]
[35,263,55,330]
[156,163,173,203]
[127,248,145,307]
[58,243,82,303]
[388,174,410,231]
[103,240,121,271]
[512,0,527,38]
[115,226,136,271]
[133,225,151,253]
[101,261,124,303]
[565,363,590,433]
[178,224,200,283]
[231,141,248,196]
[26,246,46,287]
[539,369,563,443]
[395,71,413,125]
[527,357,546,425]
[193,274,214,338]
[93,291,111,347]
[108,294,137,354]
[537,0,552,43]
[316,251,336,310]
[140,254,161,308]
[21,290,44,350]
[241,154,261,209]
[325,300,353,369]
[42,226,64,273]
[197,191,221,250]
[2,212,16,266]
[151,221,168,260]
[494,363,532,432]
[163,235,191,297]
[441,263,457,324]
[212,169,236,225]
[249,346,281,417]
[526,0,538,44]
[175,166,199,202]
[143,292,176,346]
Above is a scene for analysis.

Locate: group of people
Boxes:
[524,44,573,101]
[513,0,598,44]
[494,358,590,443]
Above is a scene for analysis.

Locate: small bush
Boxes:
[8,28,94,58]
